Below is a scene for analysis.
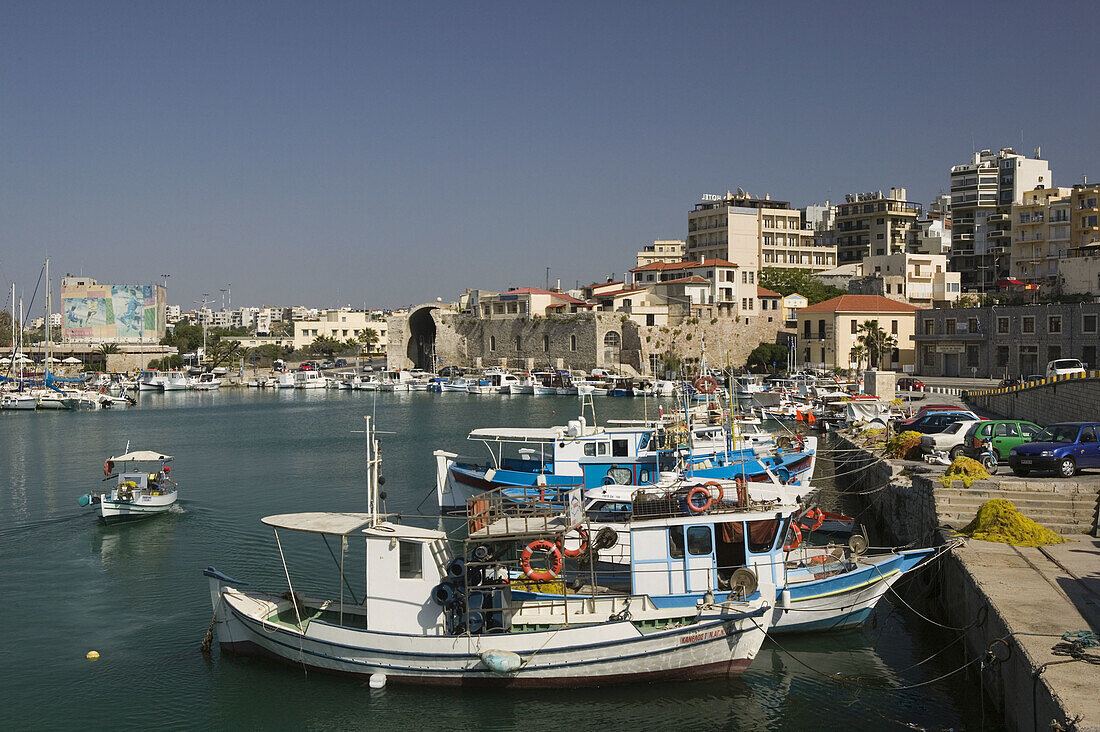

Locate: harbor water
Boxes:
[0,391,996,730]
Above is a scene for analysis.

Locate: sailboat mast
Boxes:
[44,258,50,380]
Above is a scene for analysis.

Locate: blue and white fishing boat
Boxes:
[78,450,178,523]
[203,418,778,687]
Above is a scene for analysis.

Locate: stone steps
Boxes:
[934,485,1099,535]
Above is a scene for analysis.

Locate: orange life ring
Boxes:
[703,481,725,504]
[694,375,718,394]
[686,486,713,513]
[784,523,802,552]
[521,539,563,581]
[799,508,825,533]
[103,459,114,476]
[558,527,590,558]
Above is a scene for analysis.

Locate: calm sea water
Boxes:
[0,390,994,730]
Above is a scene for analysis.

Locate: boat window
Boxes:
[605,467,632,485]
[638,469,651,484]
[687,526,712,556]
[669,526,684,559]
[398,541,422,579]
[747,519,781,553]
[583,443,596,457]
[716,522,746,578]
[597,442,609,456]
[773,517,792,551]
[612,439,629,457]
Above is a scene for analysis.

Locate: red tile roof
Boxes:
[657,276,709,285]
[757,286,781,298]
[798,295,919,313]
[502,287,589,305]
[630,258,738,272]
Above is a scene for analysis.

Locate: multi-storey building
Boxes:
[635,240,684,268]
[832,188,922,264]
[628,258,744,318]
[847,252,961,306]
[685,191,836,271]
[1070,183,1100,250]
[292,309,389,352]
[1010,187,1072,287]
[949,148,1052,292]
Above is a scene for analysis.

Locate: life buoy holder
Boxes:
[784,523,802,552]
[558,527,590,558]
[686,486,713,513]
[703,481,725,504]
[521,540,563,581]
[694,375,718,394]
[799,508,825,533]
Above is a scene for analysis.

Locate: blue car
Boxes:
[1008,422,1100,477]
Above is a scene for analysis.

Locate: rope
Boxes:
[200,613,216,654]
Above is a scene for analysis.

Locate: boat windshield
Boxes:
[1035,425,1081,443]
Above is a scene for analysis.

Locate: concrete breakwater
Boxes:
[830,433,1100,731]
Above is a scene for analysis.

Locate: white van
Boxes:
[1045,359,1086,379]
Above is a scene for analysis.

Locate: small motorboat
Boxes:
[79,450,179,523]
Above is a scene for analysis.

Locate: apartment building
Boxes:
[292,309,389,352]
[472,288,593,320]
[635,240,685,268]
[628,258,743,317]
[832,188,922,264]
[685,191,836,272]
[1010,187,1072,287]
[1070,183,1100,250]
[949,148,1052,292]
[848,252,961,306]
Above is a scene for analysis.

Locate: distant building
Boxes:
[292,309,389,352]
[60,276,166,343]
[831,188,922,264]
[796,295,918,372]
[635,240,685,268]
[471,287,593,320]
[685,190,836,272]
[782,293,808,325]
[949,147,1052,292]
[847,252,961,307]
[1010,186,1072,288]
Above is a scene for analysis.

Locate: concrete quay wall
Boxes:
[831,435,1099,731]
[967,373,1100,424]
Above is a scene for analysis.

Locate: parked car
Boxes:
[1045,359,1087,380]
[334,359,348,367]
[897,377,926,391]
[897,404,966,429]
[320,360,335,369]
[1024,374,1044,384]
[1008,422,1100,477]
[960,419,1043,462]
[299,362,313,371]
[906,411,983,435]
[920,419,983,457]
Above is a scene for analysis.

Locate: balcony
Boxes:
[988,230,1009,239]
[987,213,1009,224]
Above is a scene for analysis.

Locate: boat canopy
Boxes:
[261,513,446,539]
[110,450,173,463]
[468,427,567,442]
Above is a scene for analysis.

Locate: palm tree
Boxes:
[856,320,898,370]
[358,327,380,355]
[848,344,867,373]
[310,335,343,359]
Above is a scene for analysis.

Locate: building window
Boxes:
[1084,314,1097,334]
[817,319,826,339]
[1048,316,1061,334]
[966,345,980,369]
[646,314,655,326]
[923,347,934,367]
[489,336,496,352]
[1022,316,1034,334]
[967,318,978,333]
[996,345,1009,367]
[924,319,934,335]
[514,336,521,351]
[851,320,858,334]
[803,320,811,338]
[543,335,550,352]
[997,317,1009,334]
[891,320,898,335]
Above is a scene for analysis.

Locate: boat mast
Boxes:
[44,258,50,385]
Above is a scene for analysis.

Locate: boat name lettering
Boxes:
[679,627,726,645]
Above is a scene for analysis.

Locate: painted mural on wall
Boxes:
[62,283,165,342]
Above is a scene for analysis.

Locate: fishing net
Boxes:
[939,456,989,488]
[958,498,1068,547]
[884,430,923,459]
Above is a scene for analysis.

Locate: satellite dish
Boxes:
[730,568,758,596]
[849,534,868,555]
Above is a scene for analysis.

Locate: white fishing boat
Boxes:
[1,391,37,410]
[79,450,178,523]
[160,371,190,391]
[203,418,776,687]
[189,373,222,391]
[510,373,536,395]
[294,371,327,389]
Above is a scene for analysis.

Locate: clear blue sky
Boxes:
[3,0,1097,310]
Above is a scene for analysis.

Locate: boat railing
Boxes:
[630,485,782,521]
[466,488,581,540]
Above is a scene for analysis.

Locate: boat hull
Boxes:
[211,585,766,687]
[98,493,178,523]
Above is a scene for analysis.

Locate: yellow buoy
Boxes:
[86,650,100,660]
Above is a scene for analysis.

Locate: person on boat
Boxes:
[161,466,176,486]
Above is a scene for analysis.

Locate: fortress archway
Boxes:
[406,306,439,371]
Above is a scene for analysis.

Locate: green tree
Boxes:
[161,323,204,354]
[856,320,897,369]
[759,268,847,305]
[0,310,11,347]
[269,320,294,337]
[358,327,380,354]
[848,344,867,372]
[745,342,787,373]
[257,343,285,365]
[204,337,240,369]
[309,335,343,358]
